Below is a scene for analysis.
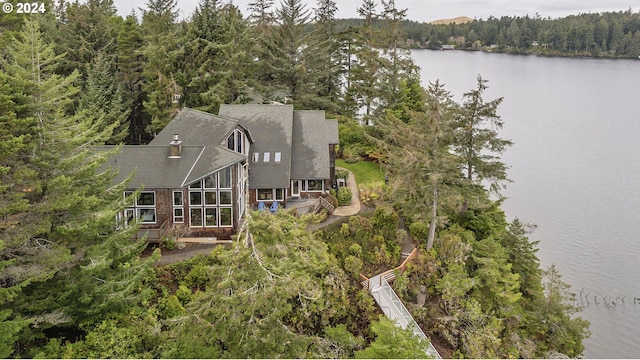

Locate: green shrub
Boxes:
[184,264,209,290]
[175,284,192,305]
[337,187,353,205]
[161,236,177,250]
[336,169,349,180]
[159,295,185,319]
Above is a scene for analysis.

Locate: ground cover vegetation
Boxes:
[1,0,588,358]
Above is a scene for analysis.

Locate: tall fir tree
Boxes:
[0,18,155,357]
[306,0,341,112]
[141,0,181,136]
[78,52,132,144]
[452,75,513,197]
[115,13,147,144]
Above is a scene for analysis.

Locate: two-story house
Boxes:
[100,104,338,242]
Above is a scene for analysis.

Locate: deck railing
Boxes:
[133,219,170,242]
[371,277,442,359]
[360,247,441,359]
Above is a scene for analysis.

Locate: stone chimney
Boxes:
[169,134,182,158]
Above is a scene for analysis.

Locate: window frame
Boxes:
[306,180,324,192]
[173,191,184,223]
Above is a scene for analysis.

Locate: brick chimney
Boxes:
[169,134,182,158]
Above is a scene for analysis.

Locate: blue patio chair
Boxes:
[269,201,279,213]
[258,201,266,211]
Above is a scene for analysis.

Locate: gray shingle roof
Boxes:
[97,145,245,189]
[218,104,294,189]
[291,111,339,179]
[149,107,240,147]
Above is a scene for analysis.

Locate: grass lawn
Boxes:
[335,159,385,186]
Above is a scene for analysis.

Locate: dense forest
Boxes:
[336,9,640,57]
[1,0,590,358]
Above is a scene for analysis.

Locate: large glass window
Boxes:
[205,208,217,227]
[204,191,217,205]
[226,129,244,154]
[219,191,232,205]
[307,180,323,191]
[257,189,284,201]
[121,191,156,225]
[204,174,217,189]
[257,189,273,201]
[187,167,235,228]
[220,208,232,226]
[190,208,203,227]
[227,134,235,151]
[189,191,202,206]
[219,167,231,188]
[236,131,243,154]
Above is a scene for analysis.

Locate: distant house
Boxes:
[100,105,338,242]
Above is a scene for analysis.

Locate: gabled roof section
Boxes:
[291,111,338,180]
[183,146,246,186]
[219,104,294,189]
[149,107,244,147]
[97,145,205,188]
[97,145,245,189]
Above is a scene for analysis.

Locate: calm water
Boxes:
[413,49,640,359]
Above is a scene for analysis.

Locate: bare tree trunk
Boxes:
[426,181,437,250]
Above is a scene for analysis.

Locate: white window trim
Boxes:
[122,191,156,224]
[188,171,235,228]
[256,188,284,202]
[173,191,184,223]
[204,208,218,228]
[219,207,233,227]
[274,152,282,163]
[263,152,270,162]
[252,152,259,162]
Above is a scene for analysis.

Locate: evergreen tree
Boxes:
[0,18,155,356]
[452,75,512,197]
[378,0,417,108]
[52,0,120,79]
[78,52,132,144]
[115,13,147,144]
[273,0,312,105]
[348,0,385,121]
[306,0,341,111]
[182,1,252,112]
[140,0,181,135]
[376,81,461,249]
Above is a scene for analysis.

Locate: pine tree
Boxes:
[52,0,120,79]
[115,13,147,144]
[376,81,461,249]
[141,0,181,135]
[305,0,341,111]
[453,75,512,196]
[182,1,252,112]
[0,18,155,356]
[378,0,417,109]
[78,52,132,144]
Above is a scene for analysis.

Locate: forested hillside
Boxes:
[391,10,640,57]
[1,0,589,358]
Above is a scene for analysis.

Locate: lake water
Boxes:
[412,49,640,359]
